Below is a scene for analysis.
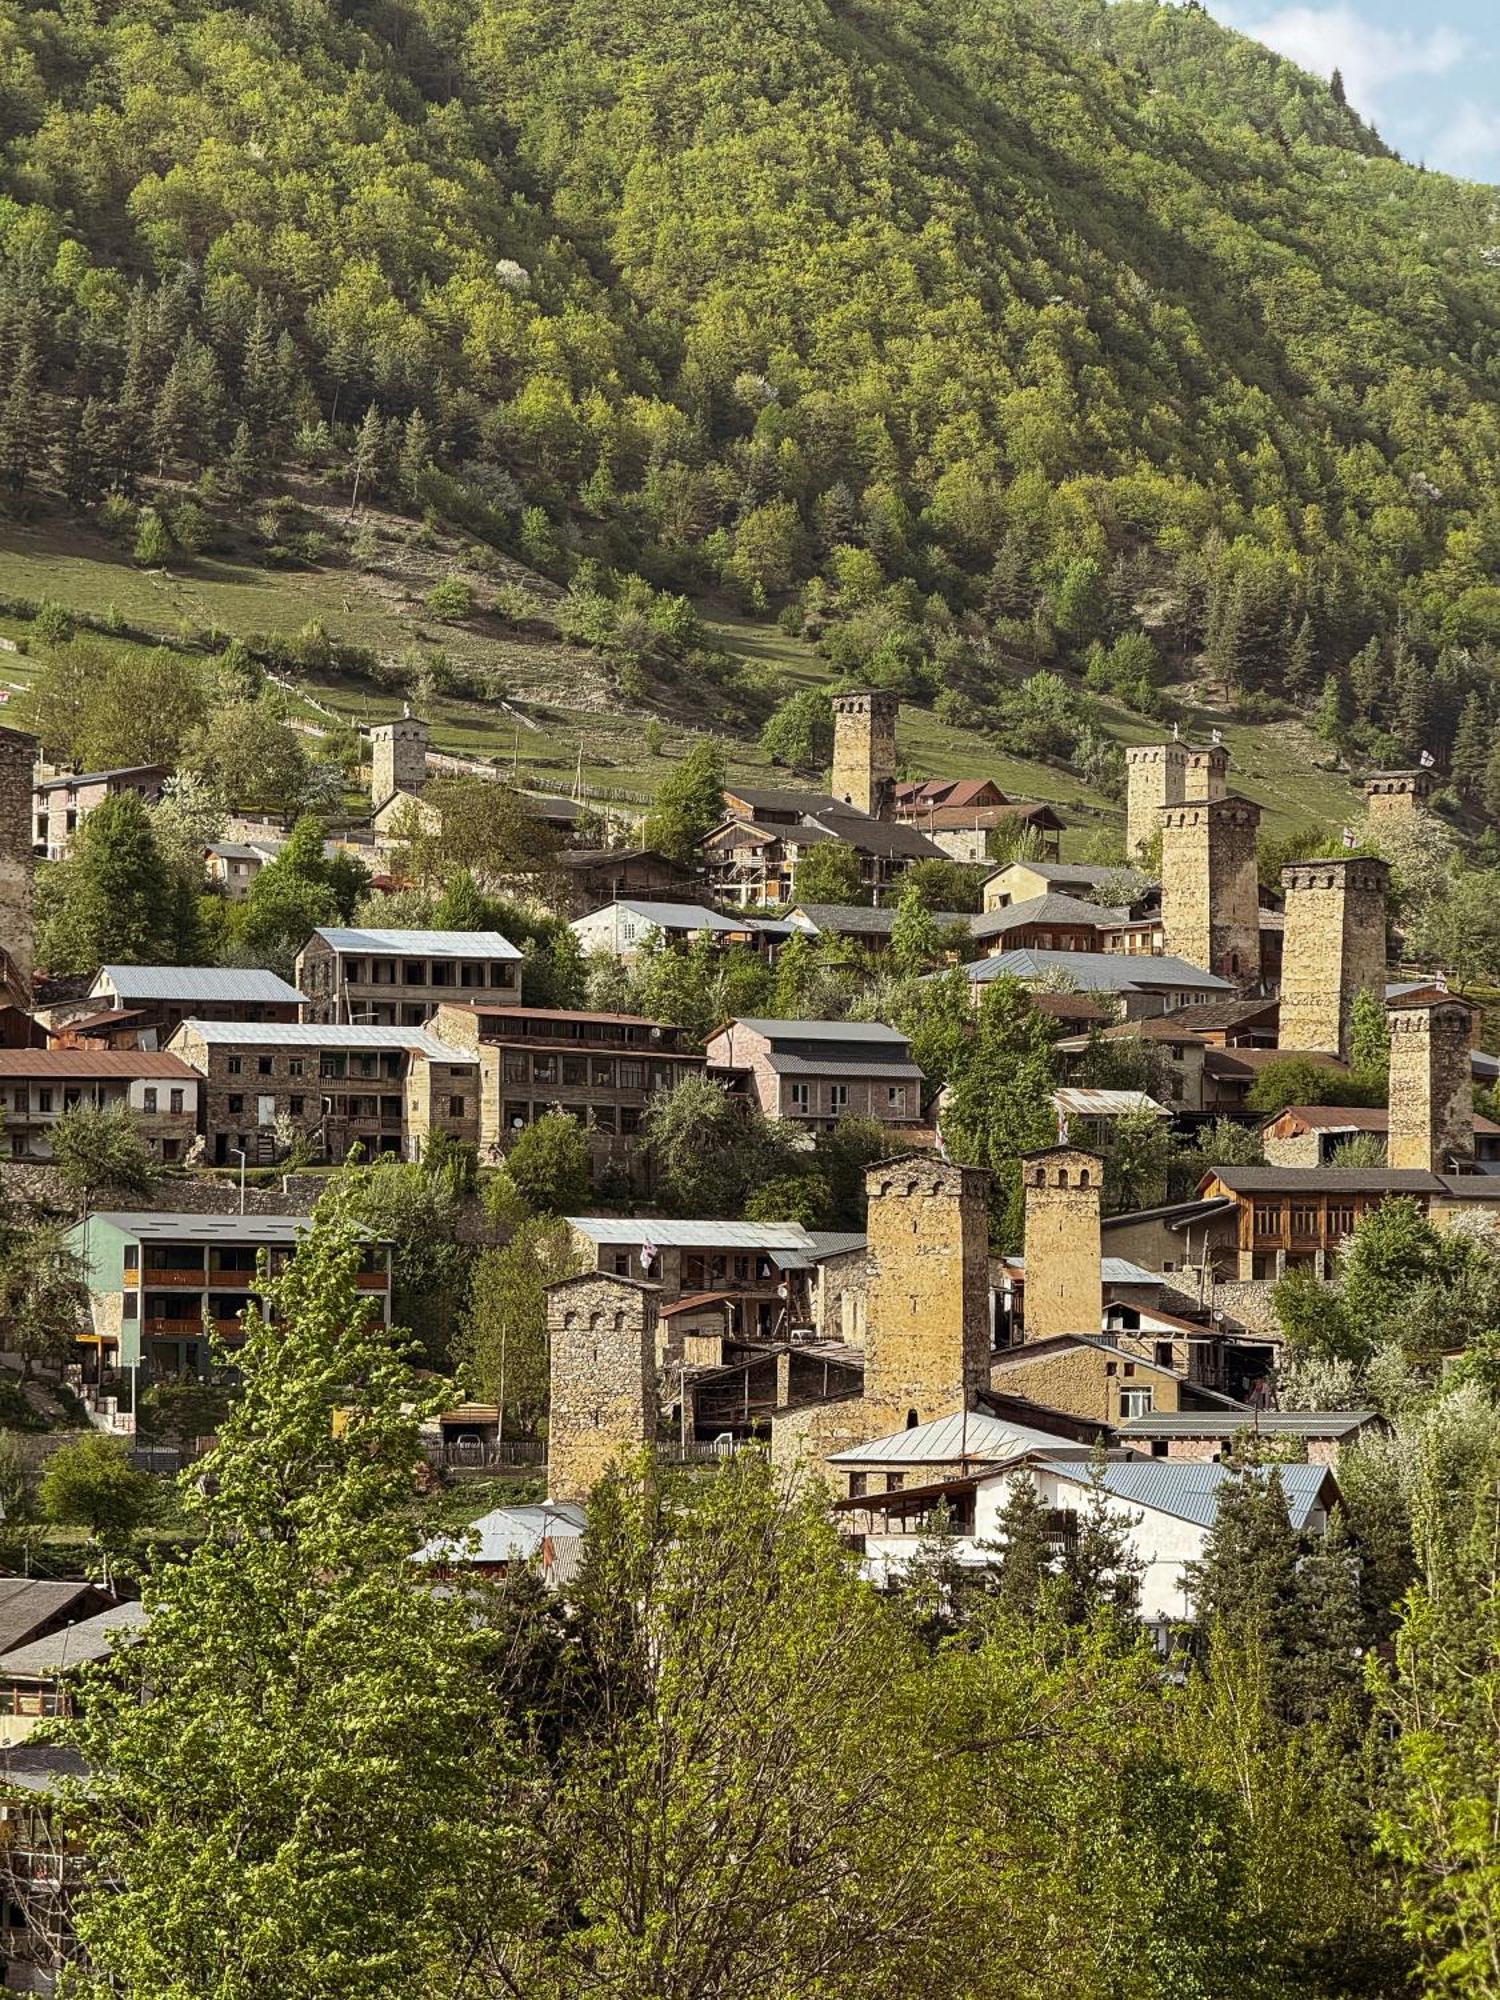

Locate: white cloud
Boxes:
[1422,100,1500,178]
[1217,3,1466,116]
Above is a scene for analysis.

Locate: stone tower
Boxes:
[1387,995,1474,1174]
[831,689,898,820]
[862,1154,991,1432]
[1159,795,1262,987]
[1124,743,1187,860]
[1278,856,1389,1060]
[1184,742,1230,802]
[1020,1147,1103,1340]
[1364,769,1432,826]
[370,714,429,805]
[546,1272,659,1504]
[0,726,37,993]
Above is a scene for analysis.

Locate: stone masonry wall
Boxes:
[546,1272,658,1503]
[1388,999,1474,1171]
[1183,745,1229,802]
[1124,743,1186,860]
[1021,1148,1103,1337]
[0,726,36,989]
[1278,857,1389,1060]
[1159,796,1261,986]
[861,1156,991,1434]
[831,690,898,820]
[371,718,429,802]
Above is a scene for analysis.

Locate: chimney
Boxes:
[1278,856,1388,1060]
[1020,1146,1104,1339]
[1387,995,1474,1174]
[862,1154,992,1431]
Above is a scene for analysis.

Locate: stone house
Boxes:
[0,1049,199,1163]
[969,892,1122,954]
[961,947,1235,1019]
[893,779,1064,863]
[703,808,945,907]
[552,848,704,916]
[564,1217,825,1344]
[428,1002,707,1165]
[295,926,522,1027]
[1262,1103,1500,1169]
[1117,1408,1383,1465]
[568,899,775,961]
[62,965,305,1045]
[167,1020,478,1166]
[981,859,1121,911]
[704,1018,927,1131]
[31,765,170,861]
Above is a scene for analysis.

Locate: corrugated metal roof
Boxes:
[982,861,1119,888]
[1034,1457,1333,1533]
[828,1408,1071,1465]
[1120,1410,1378,1439]
[767,1053,924,1081]
[0,1050,197,1078]
[573,901,752,931]
[732,1018,909,1044]
[803,1231,869,1260]
[0,1581,107,1655]
[35,765,168,791]
[1207,1165,1444,1193]
[414,1502,587,1567]
[85,1212,316,1244]
[790,904,972,936]
[95,965,304,1003]
[967,949,1233,994]
[1007,1255,1163,1286]
[173,1021,475,1062]
[970,893,1121,939]
[312,927,521,959]
[0,1599,149,1677]
[1053,1087,1170,1118]
[567,1217,815,1250]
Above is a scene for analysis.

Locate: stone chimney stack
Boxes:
[1020,1147,1103,1340]
[1124,742,1187,859]
[0,726,37,994]
[1159,794,1262,988]
[370,713,430,805]
[1387,995,1474,1174]
[831,689,898,821]
[1184,742,1230,801]
[862,1155,991,1431]
[1363,769,1432,827]
[1279,855,1389,1060]
[546,1272,659,1504]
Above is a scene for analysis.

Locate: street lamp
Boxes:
[230,1148,247,1214]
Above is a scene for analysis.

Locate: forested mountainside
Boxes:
[4,0,1500,774]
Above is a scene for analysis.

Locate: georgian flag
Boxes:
[1342,826,1356,849]
[1210,727,1223,745]
[1419,750,1436,768]
[1057,1112,1070,1145]
[639,1240,658,1274]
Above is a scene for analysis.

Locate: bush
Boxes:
[425,577,474,621]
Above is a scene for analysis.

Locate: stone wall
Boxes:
[1124,743,1186,860]
[1278,857,1388,1059]
[770,1395,870,1495]
[1159,796,1261,987]
[545,1272,658,1503]
[861,1156,991,1433]
[1206,1277,1283,1338]
[1183,744,1229,802]
[0,725,36,990]
[831,689,898,820]
[1388,997,1473,1171]
[1021,1147,1103,1337]
[371,717,429,802]
[0,1162,323,1218]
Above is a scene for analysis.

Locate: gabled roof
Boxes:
[94,965,303,1004]
[0,1049,198,1079]
[728,1018,910,1046]
[309,927,521,960]
[414,1501,587,1567]
[790,903,972,936]
[970,892,1118,940]
[1032,1456,1335,1533]
[566,1217,815,1250]
[1161,997,1280,1032]
[722,786,845,816]
[828,1408,1069,1465]
[35,765,169,791]
[982,861,1120,889]
[1002,1255,1164,1287]
[0,1581,113,1656]
[1052,1087,1170,1120]
[803,810,947,860]
[967,950,1233,995]
[572,901,753,932]
[1267,1104,1500,1135]
[173,1020,473,1062]
[1119,1410,1378,1440]
[84,1211,318,1244]
[1202,1165,1444,1194]
[0,1599,149,1677]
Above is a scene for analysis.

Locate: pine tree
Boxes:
[224,418,260,497]
[398,409,433,505]
[1392,645,1430,764]
[349,403,385,512]
[1451,691,1490,802]
[1287,1508,1368,1725]
[1348,638,1385,726]
[1315,666,1347,742]
[1183,1466,1301,1657]
[1484,732,1500,827]
[0,342,42,496]
[1063,1451,1145,1625]
[240,293,279,439]
[1286,612,1318,704]
[989,1468,1058,1619]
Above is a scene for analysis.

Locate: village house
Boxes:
[1117,1408,1383,1464]
[67,1211,391,1384]
[203,839,280,900]
[31,765,170,861]
[981,858,1123,910]
[892,779,1065,863]
[0,1048,199,1163]
[552,847,704,915]
[295,926,522,1026]
[564,1216,834,1343]
[0,1601,148,1747]
[167,1019,479,1166]
[428,1002,708,1166]
[568,898,784,960]
[844,1447,1338,1623]
[787,903,973,951]
[702,807,946,907]
[1262,1102,1500,1169]
[970,892,1123,954]
[42,965,305,1048]
[961,947,1235,1018]
[705,1018,927,1132]
[1198,1164,1500,1279]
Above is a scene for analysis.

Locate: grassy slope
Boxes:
[0,522,1362,849]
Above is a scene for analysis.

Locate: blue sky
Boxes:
[1210,0,1500,184]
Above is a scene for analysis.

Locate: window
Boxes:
[227,1057,242,1076]
[227,1094,244,1114]
[289,1060,304,1079]
[789,1081,810,1112]
[1252,1201,1283,1237]
[1154,1341,1175,1369]
[143,1088,158,1113]
[1328,1202,1356,1238]
[10,1089,23,1112]
[448,1095,466,1118]
[37,1089,52,1113]
[258,1057,273,1076]
[562,1057,587,1086]
[1119,1388,1154,1419]
[1290,1202,1320,1238]
[592,1105,617,1134]
[169,1089,184,1114]
[533,1056,558,1085]
[290,1096,305,1116]
[887,1085,906,1114]
[829,1083,849,1113]
[849,1473,867,1500]
[619,1061,644,1090]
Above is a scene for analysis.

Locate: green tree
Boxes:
[132,508,171,565]
[392,778,560,894]
[642,1073,794,1217]
[58,1183,514,1994]
[941,977,1059,1244]
[233,815,367,977]
[793,840,866,905]
[342,1159,475,1368]
[1349,988,1390,1082]
[0,1221,91,1380]
[186,701,310,813]
[1183,1466,1301,1661]
[40,1432,158,1583]
[49,1103,160,1215]
[759,688,834,770]
[640,738,727,867]
[990,1467,1059,1619]
[458,1216,584,1434]
[1102,1107,1176,1213]
[36,794,196,975]
[505,1111,592,1215]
